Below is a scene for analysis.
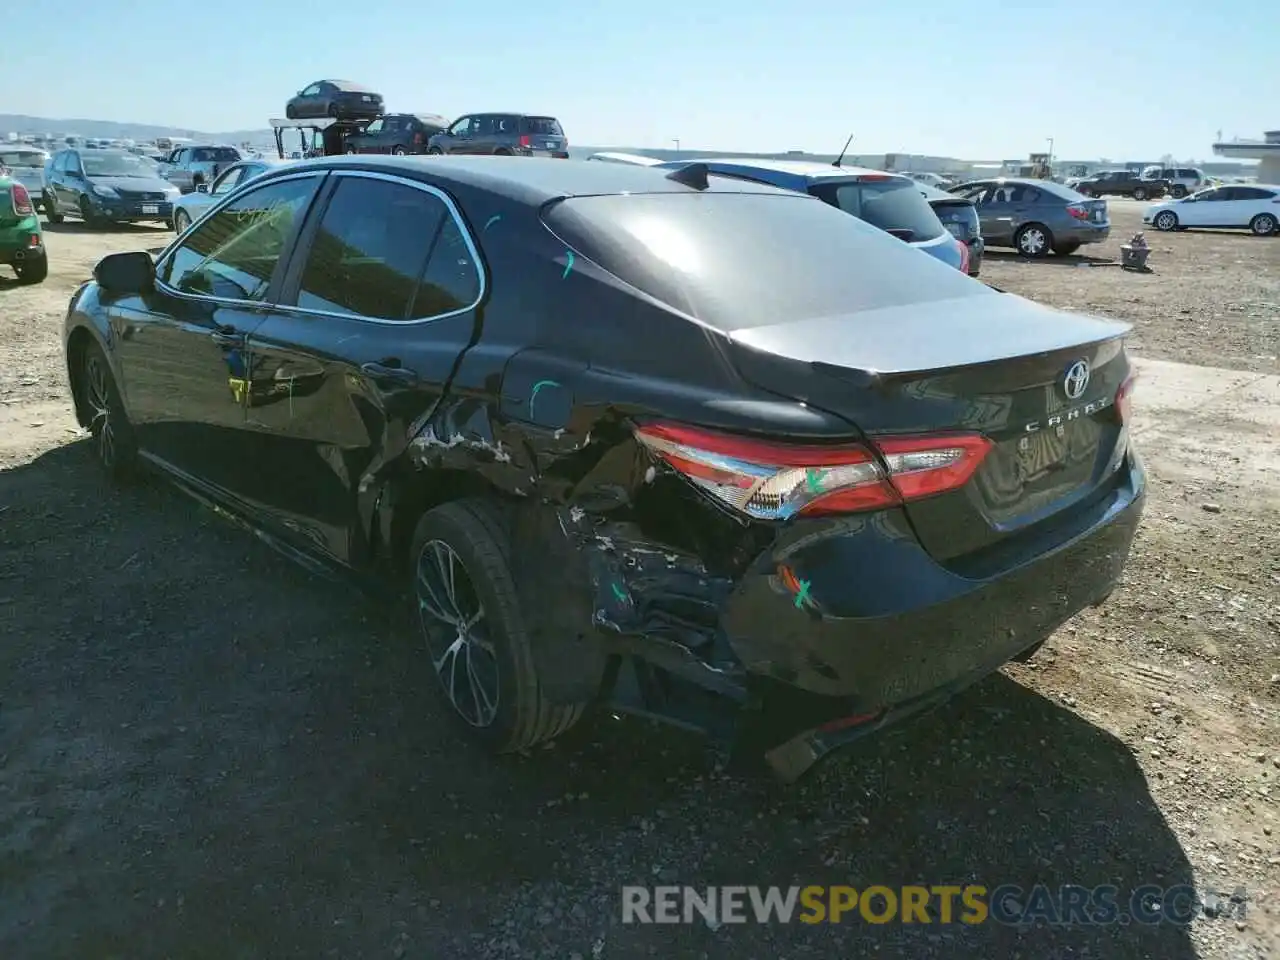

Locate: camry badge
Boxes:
[1063,360,1090,400]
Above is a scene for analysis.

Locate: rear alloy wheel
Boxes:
[1014,223,1052,258]
[43,192,64,223]
[1171,185,1188,199]
[392,146,407,156]
[81,342,138,481]
[1249,213,1278,236]
[427,146,443,156]
[346,147,357,154]
[410,500,584,751]
[173,209,191,233]
[1153,210,1179,232]
[1132,187,1148,201]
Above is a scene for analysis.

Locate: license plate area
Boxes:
[142,204,159,214]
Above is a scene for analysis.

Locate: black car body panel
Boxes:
[63,156,1145,779]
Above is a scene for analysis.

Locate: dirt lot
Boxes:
[0,203,1277,960]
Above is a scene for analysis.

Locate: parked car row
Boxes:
[62,155,1146,779]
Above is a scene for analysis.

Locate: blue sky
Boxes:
[6,0,1276,160]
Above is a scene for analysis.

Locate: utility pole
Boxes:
[672,139,681,155]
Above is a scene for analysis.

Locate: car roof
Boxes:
[266,155,808,206]
[326,80,372,92]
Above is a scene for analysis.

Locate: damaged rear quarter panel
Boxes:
[389,203,856,702]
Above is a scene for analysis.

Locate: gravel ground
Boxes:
[980,199,1279,375]
[0,203,1276,960]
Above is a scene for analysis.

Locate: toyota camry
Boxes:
[62,156,1145,780]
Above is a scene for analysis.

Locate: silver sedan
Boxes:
[170,158,292,232]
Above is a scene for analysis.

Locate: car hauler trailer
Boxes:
[269,117,369,159]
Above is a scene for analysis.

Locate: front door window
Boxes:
[158,176,321,302]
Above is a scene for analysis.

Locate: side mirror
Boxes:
[196,183,209,193]
[94,251,155,295]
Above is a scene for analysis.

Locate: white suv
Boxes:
[1142,166,1207,199]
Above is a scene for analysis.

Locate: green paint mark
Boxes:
[805,468,823,493]
[793,579,811,609]
[529,379,560,418]
[483,214,502,231]
[562,250,575,279]
[611,583,628,603]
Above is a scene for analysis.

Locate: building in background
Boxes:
[1213,130,1280,183]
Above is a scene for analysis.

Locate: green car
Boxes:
[0,174,47,283]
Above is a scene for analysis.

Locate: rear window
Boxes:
[520,117,563,136]
[542,192,986,332]
[807,179,946,243]
[195,147,241,162]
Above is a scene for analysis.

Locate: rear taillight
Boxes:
[1115,373,1136,424]
[518,134,531,148]
[11,182,33,216]
[634,423,992,520]
[955,238,970,274]
[1066,203,1089,220]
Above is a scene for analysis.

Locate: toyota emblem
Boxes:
[1063,360,1090,400]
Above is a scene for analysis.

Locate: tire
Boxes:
[79,196,105,229]
[1053,241,1081,257]
[173,209,191,233]
[79,341,138,482]
[15,254,47,284]
[43,192,64,223]
[494,148,513,156]
[1249,213,1278,236]
[409,500,585,752]
[392,145,407,156]
[427,146,443,156]
[1132,187,1147,201]
[1153,210,1179,232]
[1014,223,1052,258]
[345,147,357,154]
[1171,185,1187,199]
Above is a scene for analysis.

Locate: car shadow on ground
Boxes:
[0,442,1199,959]
[983,249,1118,268]
[39,220,171,235]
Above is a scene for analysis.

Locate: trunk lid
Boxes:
[723,293,1133,563]
[519,117,566,154]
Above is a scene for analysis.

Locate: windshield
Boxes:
[520,117,563,136]
[82,153,155,178]
[542,192,985,332]
[808,178,946,242]
[0,151,46,169]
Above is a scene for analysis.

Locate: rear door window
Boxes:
[290,175,481,321]
[520,117,563,136]
[809,178,946,242]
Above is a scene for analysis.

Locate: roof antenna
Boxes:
[832,133,853,168]
[665,162,709,190]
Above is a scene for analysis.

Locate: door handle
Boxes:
[211,326,245,347]
[361,360,418,384]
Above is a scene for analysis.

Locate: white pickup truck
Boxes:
[158,144,243,194]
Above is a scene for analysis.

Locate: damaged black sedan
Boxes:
[63,156,1145,780]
